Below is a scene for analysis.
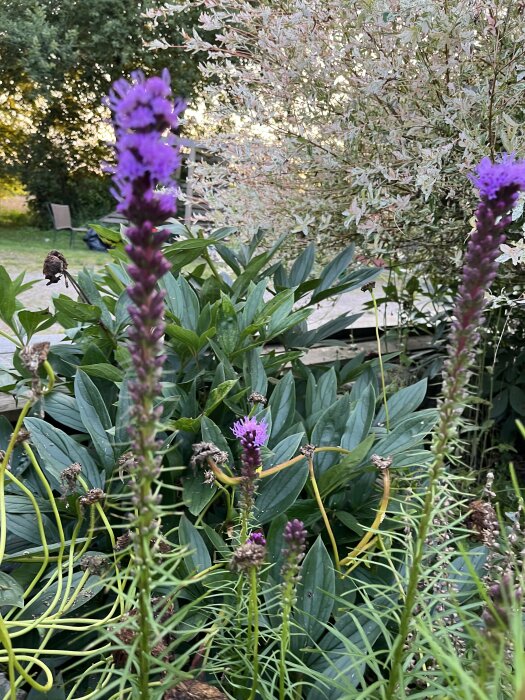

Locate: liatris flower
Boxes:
[232,416,269,531]
[279,520,308,698]
[108,70,184,493]
[230,531,267,572]
[436,154,525,447]
[280,519,308,594]
[107,71,183,698]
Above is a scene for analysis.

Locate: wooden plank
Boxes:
[0,335,433,417]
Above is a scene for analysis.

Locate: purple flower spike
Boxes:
[108,69,185,224]
[107,70,183,486]
[232,416,269,447]
[435,153,525,450]
[281,519,307,571]
[470,154,525,201]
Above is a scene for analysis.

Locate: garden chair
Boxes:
[49,203,88,248]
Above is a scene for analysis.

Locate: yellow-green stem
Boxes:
[308,457,340,573]
[371,289,390,432]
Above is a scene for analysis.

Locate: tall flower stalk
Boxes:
[231,416,269,542]
[279,519,308,700]
[386,154,525,698]
[108,69,183,697]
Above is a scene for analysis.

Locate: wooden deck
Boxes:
[0,332,433,418]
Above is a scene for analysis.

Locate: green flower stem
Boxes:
[385,453,443,698]
[207,446,353,486]
[371,288,390,432]
[0,400,33,561]
[248,566,260,700]
[279,585,293,700]
[340,468,391,570]
[307,457,340,573]
[1,466,49,599]
[0,327,21,347]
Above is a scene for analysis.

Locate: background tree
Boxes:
[0,0,213,223]
[168,0,525,279]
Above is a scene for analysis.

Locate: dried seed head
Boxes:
[60,462,82,495]
[248,392,267,406]
[163,680,227,699]
[20,342,50,374]
[79,488,106,506]
[230,538,266,572]
[43,250,68,286]
[371,454,393,471]
[80,553,109,575]
[300,443,316,458]
[115,530,132,551]
[190,441,228,468]
[467,499,499,545]
[0,450,11,471]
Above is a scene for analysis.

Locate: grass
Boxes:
[0,224,108,275]
[0,209,109,335]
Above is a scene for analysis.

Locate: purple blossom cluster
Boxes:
[108,70,182,486]
[232,416,269,514]
[108,69,185,223]
[470,154,525,201]
[232,416,269,447]
[436,154,525,450]
[281,519,307,579]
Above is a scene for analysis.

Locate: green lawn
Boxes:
[0,226,108,275]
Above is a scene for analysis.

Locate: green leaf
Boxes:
[161,274,200,331]
[373,409,438,455]
[0,265,15,323]
[308,609,383,699]
[183,472,217,516]
[312,246,355,301]
[25,417,102,489]
[20,573,104,619]
[79,363,123,382]
[18,309,55,339]
[216,293,240,355]
[317,435,375,497]
[43,392,85,432]
[311,395,351,476]
[53,296,101,325]
[0,571,25,608]
[76,270,114,331]
[293,537,335,651]
[289,244,315,285]
[244,348,268,397]
[115,378,132,447]
[204,379,238,415]
[375,378,427,427]
[510,385,525,415]
[241,279,267,327]
[89,223,123,245]
[166,324,201,355]
[254,458,308,525]
[179,514,211,574]
[341,384,376,452]
[262,432,304,471]
[7,512,58,545]
[74,370,114,473]
[269,371,296,441]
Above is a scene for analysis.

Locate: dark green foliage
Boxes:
[0,0,215,223]
[1,229,510,698]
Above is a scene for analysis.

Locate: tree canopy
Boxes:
[0,0,210,222]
